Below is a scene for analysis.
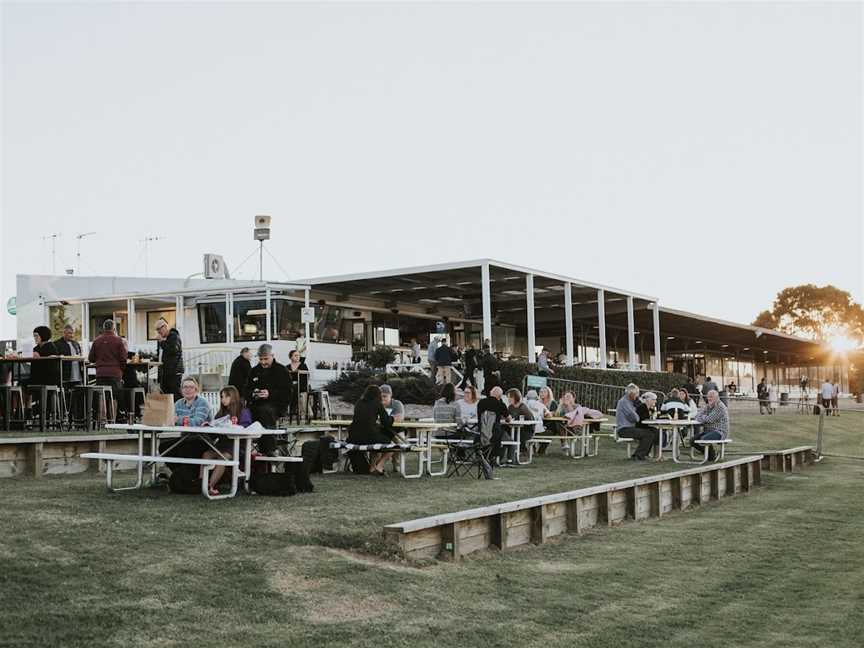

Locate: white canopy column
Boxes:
[304,289,311,341]
[526,273,536,363]
[481,262,492,349]
[226,293,233,344]
[564,282,574,366]
[597,289,607,369]
[627,296,636,369]
[174,296,184,337]
[652,302,661,371]
[265,287,272,341]
[126,298,136,348]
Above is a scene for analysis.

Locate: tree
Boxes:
[752,284,864,344]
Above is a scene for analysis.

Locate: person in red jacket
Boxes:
[87,319,128,407]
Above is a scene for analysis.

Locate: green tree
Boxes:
[752,284,864,344]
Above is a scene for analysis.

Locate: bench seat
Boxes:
[80,452,235,466]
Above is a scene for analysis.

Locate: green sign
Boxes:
[6,297,15,316]
[526,375,548,389]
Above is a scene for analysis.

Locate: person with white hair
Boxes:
[692,389,729,461]
[614,384,659,461]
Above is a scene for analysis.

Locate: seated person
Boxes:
[692,389,729,460]
[432,383,460,425]
[523,389,549,436]
[202,385,251,496]
[505,388,535,461]
[174,377,213,427]
[660,388,690,419]
[679,388,698,417]
[456,385,479,428]
[380,384,404,422]
[477,386,510,458]
[346,384,395,476]
[614,383,659,461]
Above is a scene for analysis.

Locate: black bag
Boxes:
[251,471,297,496]
[347,450,370,475]
[301,436,338,474]
[168,466,203,494]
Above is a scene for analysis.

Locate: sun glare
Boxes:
[828,334,859,353]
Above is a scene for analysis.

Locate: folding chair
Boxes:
[446,411,496,479]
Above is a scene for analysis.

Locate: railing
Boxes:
[182,348,235,377]
[528,376,674,413]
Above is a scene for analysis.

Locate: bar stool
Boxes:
[25,385,64,431]
[120,387,146,424]
[70,386,117,430]
[89,386,117,429]
[0,385,25,431]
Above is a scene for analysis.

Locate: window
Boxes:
[146,310,175,341]
[314,305,345,343]
[197,302,227,344]
[272,299,304,340]
[234,300,267,342]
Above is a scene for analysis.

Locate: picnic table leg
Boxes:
[243,437,253,493]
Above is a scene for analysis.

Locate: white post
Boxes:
[652,302,661,371]
[597,289,607,369]
[226,293,233,344]
[481,262,492,349]
[82,302,90,344]
[627,296,636,370]
[304,288,311,341]
[564,282,574,366]
[526,273,536,363]
[127,298,136,349]
[175,296,184,337]
[265,286,272,341]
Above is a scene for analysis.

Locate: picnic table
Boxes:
[639,418,697,462]
[311,419,455,478]
[538,416,609,459]
[84,423,265,499]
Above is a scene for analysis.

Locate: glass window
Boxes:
[314,305,345,343]
[272,299,304,340]
[234,300,267,342]
[198,302,227,344]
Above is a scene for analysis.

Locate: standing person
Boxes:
[459,343,479,389]
[411,339,421,365]
[831,380,840,416]
[434,339,455,385]
[346,384,395,476]
[286,349,310,422]
[244,344,289,455]
[820,379,834,415]
[155,318,184,401]
[427,337,439,379]
[55,324,83,388]
[537,349,555,377]
[87,320,127,412]
[228,347,252,394]
[701,376,718,399]
[757,378,771,415]
[479,343,499,395]
[614,383,659,461]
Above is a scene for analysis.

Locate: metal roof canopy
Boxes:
[296,259,655,320]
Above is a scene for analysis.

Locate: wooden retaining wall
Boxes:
[384,455,765,561]
[758,446,816,473]
[0,434,156,478]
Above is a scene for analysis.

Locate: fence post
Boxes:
[816,403,825,460]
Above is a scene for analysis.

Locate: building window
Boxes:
[314,305,345,343]
[234,300,267,342]
[197,302,227,344]
[272,299,304,341]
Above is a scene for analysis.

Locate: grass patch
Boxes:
[0,413,862,647]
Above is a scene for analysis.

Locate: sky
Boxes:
[1,1,862,340]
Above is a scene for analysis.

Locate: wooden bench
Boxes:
[81,452,238,500]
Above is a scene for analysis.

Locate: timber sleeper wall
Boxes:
[384,455,765,561]
[758,446,815,473]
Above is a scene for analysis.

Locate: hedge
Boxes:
[325,363,690,406]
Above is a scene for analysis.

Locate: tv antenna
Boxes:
[140,235,165,277]
[75,232,97,275]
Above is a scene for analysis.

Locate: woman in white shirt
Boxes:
[456,385,479,426]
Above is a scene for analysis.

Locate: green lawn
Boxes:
[0,412,862,647]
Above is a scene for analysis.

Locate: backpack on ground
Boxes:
[347,450,370,475]
[251,471,297,496]
[168,466,202,494]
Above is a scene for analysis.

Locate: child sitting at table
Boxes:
[200,385,249,496]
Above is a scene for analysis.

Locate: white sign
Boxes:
[301,307,315,324]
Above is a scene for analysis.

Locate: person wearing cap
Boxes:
[228,347,253,396]
[243,344,290,454]
[380,384,404,422]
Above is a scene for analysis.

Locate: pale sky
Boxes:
[1,1,862,339]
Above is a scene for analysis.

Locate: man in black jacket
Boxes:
[458,343,478,389]
[54,324,83,387]
[244,344,290,454]
[228,347,252,395]
[155,318,184,401]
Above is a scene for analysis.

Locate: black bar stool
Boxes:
[0,385,25,431]
[120,387,146,424]
[25,385,64,431]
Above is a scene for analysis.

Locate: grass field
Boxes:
[1,411,862,647]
